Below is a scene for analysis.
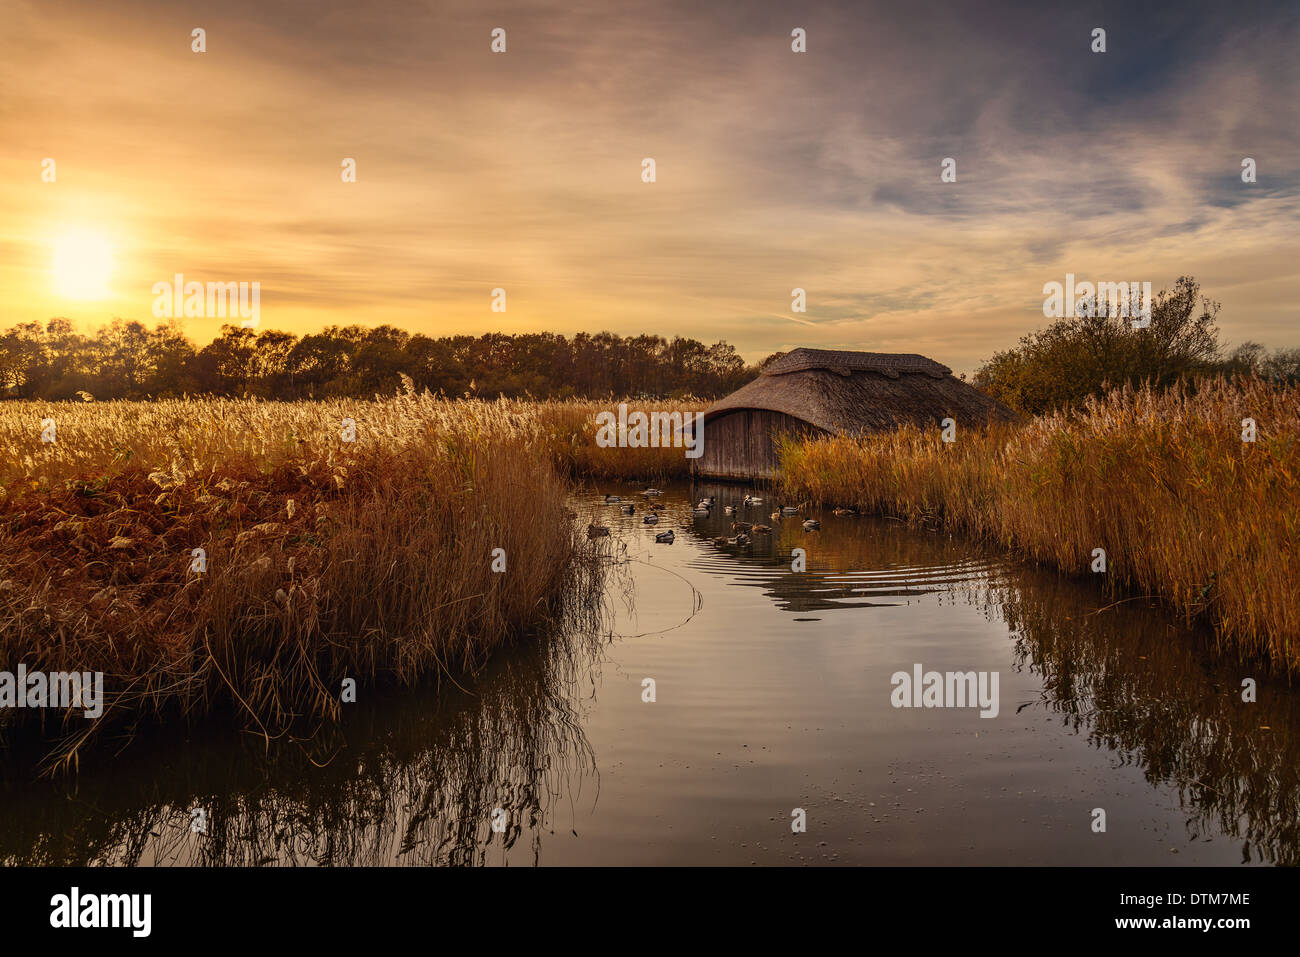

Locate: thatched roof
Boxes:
[705,348,1018,434]
[763,349,950,379]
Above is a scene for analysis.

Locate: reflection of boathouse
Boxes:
[694,348,1018,481]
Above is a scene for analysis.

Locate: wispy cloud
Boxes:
[1,0,1296,373]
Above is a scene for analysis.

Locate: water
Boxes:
[2,482,1298,865]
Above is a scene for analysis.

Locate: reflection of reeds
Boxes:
[684,506,1300,865]
[978,567,1300,865]
[0,390,605,770]
[0,619,603,866]
[778,377,1300,671]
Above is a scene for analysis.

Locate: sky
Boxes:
[1,0,1297,374]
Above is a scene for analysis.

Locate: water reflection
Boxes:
[683,481,1300,865]
[0,623,603,866]
[994,573,1300,865]
[1,482,1297,865]
[681,482,1006,612]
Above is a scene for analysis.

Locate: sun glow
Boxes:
[52,229,114,299]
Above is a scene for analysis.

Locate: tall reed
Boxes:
[529,398,707,479]
[778,377,1300,671]
[0,390,603,769]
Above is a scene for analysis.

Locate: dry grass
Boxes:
[529,398,708,480]
[778,377,1300,672]
[0,388,607,769]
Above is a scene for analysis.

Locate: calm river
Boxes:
[2,482,1297,865]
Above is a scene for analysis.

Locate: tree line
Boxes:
[4,277,1294,410]
[0,322,758,401]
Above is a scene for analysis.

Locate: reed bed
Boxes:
[529,398,708,479]
[0,388,606,769]
[778,377,1300,672]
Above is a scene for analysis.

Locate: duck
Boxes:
[621,503,635,514]
[712,535,730,546]
[643,513,659,525]
[731,521,753,533]
[752,524,772,534]
[724,504,737,515]
[604,494,621,503]
[781,505,801,515]
[802,519,821,531]
[643,488,662,497]
[587,524,610,539]
[734,533,751,546]
[743,494,763,507]
[654,530,675,544]
[649,502,665,511]
[832,506,856,516]
[699,495,715,506]
[693,505,712,517]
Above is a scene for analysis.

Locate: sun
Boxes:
[52,229,114,299]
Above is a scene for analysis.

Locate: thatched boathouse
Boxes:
[694,348,1017,481]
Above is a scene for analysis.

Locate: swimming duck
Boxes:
[743,495,763,507]
[731,521,753,533]
[643,513,659,525]
[643,488,662,497]
[832,506,856,516]
[781,505,801,515]
[604,494,621,503]
[693,505,712,517]
[802,519,820,531]
[654,530,675,544]
[621,504,635,514]
[724,504,737,515]
[752,524,772,533]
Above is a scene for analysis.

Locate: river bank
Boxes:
[777,377,1300,674]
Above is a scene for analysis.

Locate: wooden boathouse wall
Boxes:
[693,409,826,482]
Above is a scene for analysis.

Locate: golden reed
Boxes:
[0,389,608,770]
[777,377,1300,673]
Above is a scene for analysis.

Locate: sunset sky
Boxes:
[2,0,1297,374]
